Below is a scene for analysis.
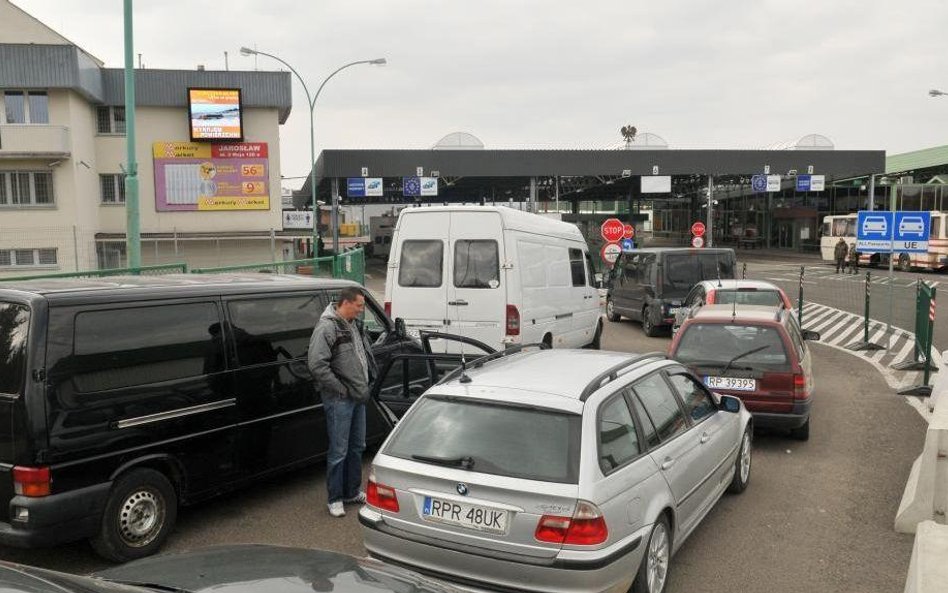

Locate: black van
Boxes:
[605,247,737,336]
[0,274,473,562]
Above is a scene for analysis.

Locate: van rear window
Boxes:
[398,240,443,287]
[454,240,499,288]
[0,302,30,396]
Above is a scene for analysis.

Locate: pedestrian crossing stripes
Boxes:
[799,302,936,391]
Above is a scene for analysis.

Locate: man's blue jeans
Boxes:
[323,396,366,504]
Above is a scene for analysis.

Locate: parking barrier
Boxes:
[894,280,938,396]
[848,272,885,351]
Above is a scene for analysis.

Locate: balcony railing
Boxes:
[0,125,71,159]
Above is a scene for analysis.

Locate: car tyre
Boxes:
[91,468,177,563]
[790,418,810,441]
[642,307,659,337]
[632,514,671,593]
[727,427,752,494]
[606,298,621,322]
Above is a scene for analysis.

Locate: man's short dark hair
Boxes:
[338,287,364,304]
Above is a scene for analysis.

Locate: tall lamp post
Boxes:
[239,48,385,256]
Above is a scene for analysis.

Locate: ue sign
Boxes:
[601,218,625,242]
[895,211,930,253]
[856,211,930,253]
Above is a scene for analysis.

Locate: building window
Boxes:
[96,241,127,269]
[3,91,49,124]
[96,106,126,134]
[100,174,126,204]
[0,248,58,268]
[0,171,54,206]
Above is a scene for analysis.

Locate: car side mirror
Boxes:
[720,395,741,414]
[802,329,821,341]
[394,317,407,338]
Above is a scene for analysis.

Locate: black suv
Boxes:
[0,274,486,562]
[605,247,737,336]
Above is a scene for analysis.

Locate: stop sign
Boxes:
[691,221,706,237]
[601,218,625,243]
[623,223,635,239]
[601,242,622,265]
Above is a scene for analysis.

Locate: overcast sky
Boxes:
[13,0,948,188]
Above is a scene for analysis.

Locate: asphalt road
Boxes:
[0,316,926,593]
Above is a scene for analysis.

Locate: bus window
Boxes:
[821,222,831,237]
[932,216,942,239]
[832,219,850,237]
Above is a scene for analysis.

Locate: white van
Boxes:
[384,206,602,351]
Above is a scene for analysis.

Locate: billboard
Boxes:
[153,141,269,211]
[188,88,243,141]
[347,178,384,198]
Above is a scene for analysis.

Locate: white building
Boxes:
[0,0,293,276]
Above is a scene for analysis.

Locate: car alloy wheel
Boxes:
[739,430,751,484]
[647,521,669,593]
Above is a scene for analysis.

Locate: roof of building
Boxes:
[886,145,948,175]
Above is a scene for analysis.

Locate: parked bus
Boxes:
[820,212,948,271]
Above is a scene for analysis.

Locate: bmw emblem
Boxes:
[456,483,469,496]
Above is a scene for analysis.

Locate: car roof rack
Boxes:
[579,351,668,402]
[437,342,551,385]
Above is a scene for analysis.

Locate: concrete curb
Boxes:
[903,521,948,593]
[895,351,948,534]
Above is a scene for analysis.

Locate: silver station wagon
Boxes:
[360,348,753,593]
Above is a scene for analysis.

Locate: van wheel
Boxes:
[727,427,752,494]
[606,298,621,322]
[632,514,672,593]
[642,307,659,337]
[91,468,177,562]
[790,418,810,441]
[585,322,602,350]
[542,334,553,349]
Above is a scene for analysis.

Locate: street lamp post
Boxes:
[240,47,385,257]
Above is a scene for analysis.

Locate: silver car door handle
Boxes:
[660,458,676,471]
[700,432,710,444]
[447,300,469,306]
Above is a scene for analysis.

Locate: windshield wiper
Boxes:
[411,454,475,469]
[721,345,769,375]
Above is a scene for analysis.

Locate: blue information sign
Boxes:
[751,175,767,192]
[796,175,811,192]
[403,177,421,197]
[346,178,365,198]
[856,211,930,253]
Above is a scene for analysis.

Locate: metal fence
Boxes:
[1,248,368,287]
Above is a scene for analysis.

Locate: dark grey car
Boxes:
[0,545,466,592]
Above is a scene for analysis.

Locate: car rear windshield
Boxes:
[0,302,30,396]
[714,289,782,307]
[384,396,582,483]
[663,253,734,298]
[674,323,790,371]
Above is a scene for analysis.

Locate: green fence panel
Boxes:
[191,257,336,277]
[334,248,366,285]
[0,263,188,282]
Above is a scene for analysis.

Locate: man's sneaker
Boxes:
[328,501,346,517]
[343,491,367,505]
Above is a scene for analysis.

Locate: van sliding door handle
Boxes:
[700,432,710,444]
[448,300,469,306]
[660,458,676,471]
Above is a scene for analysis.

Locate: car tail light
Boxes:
[706,292,716,304]
[793,373,809,399]
[366,474,399,513]
[384,301,392,317]
[506,305,520,336]
[535,501,608,545]
[13,466,51,497]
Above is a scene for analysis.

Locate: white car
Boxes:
[862,216,888,235]
[899,217,925,236]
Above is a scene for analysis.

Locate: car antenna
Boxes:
[732,292,737,321]
[454,295,472,384]
[716,261,723,288]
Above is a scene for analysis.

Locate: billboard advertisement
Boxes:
[153,141,269,211]
[347,178,384,198]
[188,88,243,141]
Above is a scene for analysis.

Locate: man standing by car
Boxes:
[308,287,377,517]
[834,237,848,273]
